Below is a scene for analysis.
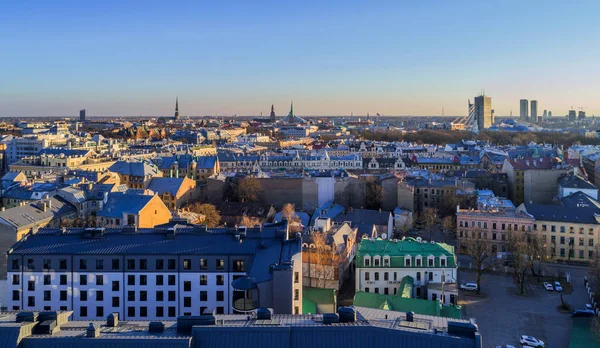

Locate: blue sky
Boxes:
[1,0,599,117]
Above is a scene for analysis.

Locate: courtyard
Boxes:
[458,269,590,348]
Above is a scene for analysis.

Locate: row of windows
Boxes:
[363,256,446,267]
[364,271,433,282]
[12,274,229,288]
[13,257,243,271]
[10,304,227,318]
[459,220,596,235]
[549,236,594,247]
[12,289,230,305]
[551,248,594,259]
[459,221,531,231]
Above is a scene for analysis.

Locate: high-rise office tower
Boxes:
[530,100,538,123]
[579,111,586,120]
[548,111,552,118]
[79,109,86,122]
[520,99,529,120]
[543,110,547,119]
[568,110,576,121]
[474,94,493,130]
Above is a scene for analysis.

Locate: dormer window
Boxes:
[415,256,423,267]
[428,256,435,267]
[364,256,371,267]
[404,256,411,267]
[383,256,390,267]
[440,256,446,267]
[373,256,381,267]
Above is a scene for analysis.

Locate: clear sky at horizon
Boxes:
[1,0,599,117]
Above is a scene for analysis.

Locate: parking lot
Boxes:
[458,270,589,348]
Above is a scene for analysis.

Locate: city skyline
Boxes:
[1,0,600,117]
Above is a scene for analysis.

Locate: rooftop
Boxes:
[0,308,480,348]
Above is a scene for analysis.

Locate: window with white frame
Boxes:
[415,256,423,267]
[440,256,446,267]
[404,255,411,267]
[364,256,371,267]
[383,256,390,267]
[427,256,435,267]
[373,256,381,267]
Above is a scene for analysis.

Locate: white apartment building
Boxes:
[7,223,303,320]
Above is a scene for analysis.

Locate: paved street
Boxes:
[458,270,590,348]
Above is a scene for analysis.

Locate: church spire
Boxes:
[174,97,180,120]
[270,104,276,123]
[287,101,294,123]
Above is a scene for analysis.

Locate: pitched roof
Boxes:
[147,177,190,196]
[96,192,158,218]
[353,291,461,319]
[0,197,75,230]
[559,174,597,190]
[108,161,160,177]
[357,238,456,268]
[523,203,600,224]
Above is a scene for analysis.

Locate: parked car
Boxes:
[460,283,478,291]
[572,309,595,318]
[554,281,563,292]
[520,335,545,347]
[585,303,594,311]
[543,282,553,291]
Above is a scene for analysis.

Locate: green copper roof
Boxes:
[302,287,336,314]
[399,276,414,298]
[356,237,457,269]
[353,291,461,319]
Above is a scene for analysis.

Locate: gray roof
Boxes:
[0,197,75,229]
[109,161,160,177]
[96,192,157,218]
[1,172,24,182]
[147,177,188,196]
[559,174,597,190]
[523,203,600,224]
[0,307,480,348]
[9,222,296,284]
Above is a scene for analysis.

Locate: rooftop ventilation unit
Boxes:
[338,307,356,323]
[148,321,165,334]
[256,308,273,320]
[34,320,57,335]
[322,313,340,324]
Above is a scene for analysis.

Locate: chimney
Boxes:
[48,200,52,209]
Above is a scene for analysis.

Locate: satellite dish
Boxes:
[381,233,388,240]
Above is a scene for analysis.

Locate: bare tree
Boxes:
[462,233,493,294]
[188,203,221,227]
[306,232,343,289]
[61,216,97,228]
[239,215,261,227]
[508,229,542,295]
[421,207,437,241]
[442,216,455,243]
[235,176,263,202]
[282,203,295,223]
[365,177,382,210]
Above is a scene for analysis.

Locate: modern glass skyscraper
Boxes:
[530,100,538,123]
[474,95,493,129]
[520,99,529,120]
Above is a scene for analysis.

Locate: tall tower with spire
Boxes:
[174,97,180,121]
[286,101,294,123]
[270,104,276,123]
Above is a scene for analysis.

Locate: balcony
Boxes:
[233,298,258,312]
